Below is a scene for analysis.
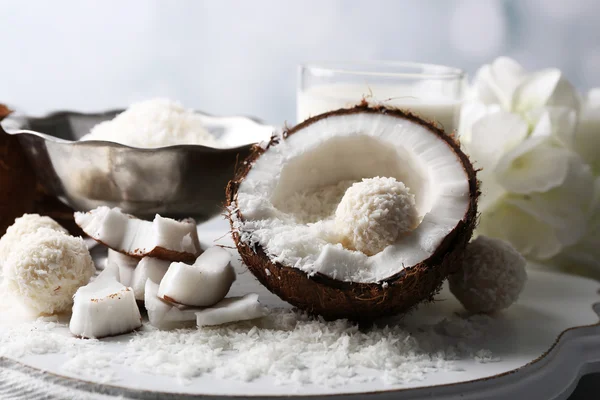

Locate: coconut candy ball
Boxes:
[3,227,96,315]
[0,214,68,265]
[334,177,419,256]
[449,235,527,313]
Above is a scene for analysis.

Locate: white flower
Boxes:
[573,89,600,174]
[479,157,594,260]
[470,57,526,109]
[462,58,597,270]
[468,56,581,117]
[553,178,600,271]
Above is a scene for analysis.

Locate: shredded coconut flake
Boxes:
[80,98,218,148]
[275,180,356,223]
[0,306,497,388]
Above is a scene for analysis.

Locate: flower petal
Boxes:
[585,88,600,108]
[477,169,506,213]
[471,57,525,110]
[504,156,594,247]
[512,69,581,115]
[489,57,526,107]
[458,101,501,144]
[470,65,500,105]
[495,138,571,193]
[551,179,600,271]
[478,201,563,260]
[574,91,600,174]
[468,111,529,169]
[530,106,578,147]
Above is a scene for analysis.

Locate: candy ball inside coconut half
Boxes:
[227,104,479,321]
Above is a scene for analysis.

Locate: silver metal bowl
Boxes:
[1,109,273,219]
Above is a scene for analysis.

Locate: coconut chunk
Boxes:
[69,271,142,339]
[74,206,201,263]
[449,236,527,313]
[102,260,121,281]
[158,247,235,307]
[107,249,138,287]
[144,280,197,330]
[131,257,170,300]
[195,293,268,327]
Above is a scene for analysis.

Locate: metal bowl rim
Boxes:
[3,108,273,152]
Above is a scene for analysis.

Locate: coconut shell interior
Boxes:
[227,104,479,321]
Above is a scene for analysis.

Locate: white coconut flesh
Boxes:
[144,280,197,330]
[235,112,471,283]
[107,249,138,287]
[145,280,266,329]
[195,293,268,327]
[158,246,236,307]
[74,206,201,260]
[69,268,142,339]
[131,257,170,301]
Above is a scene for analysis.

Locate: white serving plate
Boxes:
[1,216,599,400]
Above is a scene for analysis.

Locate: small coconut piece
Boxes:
[448,235,527,313]
[334,177,419,256]
[74,206,201,263]
[131,257,170,300]
[70,269,142,339]
[0,214,68,265]
[158,246,235,307]
[107,249,138,287]
[2,228,95,315]
[195,293,268,327]
[144,280,197,330]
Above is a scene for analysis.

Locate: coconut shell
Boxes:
[0,105,37,237]
[227,104,479,322]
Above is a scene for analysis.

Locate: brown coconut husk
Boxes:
[0,105,37,237]
[226,104,479,322]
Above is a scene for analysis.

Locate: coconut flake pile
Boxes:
[80,98,218,148]
[0,307,497,388]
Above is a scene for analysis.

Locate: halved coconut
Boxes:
[75,206,201,263]
[227,104,479,321]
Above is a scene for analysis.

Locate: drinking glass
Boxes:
[297,61,466,132]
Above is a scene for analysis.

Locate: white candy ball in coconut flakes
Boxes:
[0,214,67,265]
[335,177,419,256]
[449,235,527,314]
[3,228,95,315]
